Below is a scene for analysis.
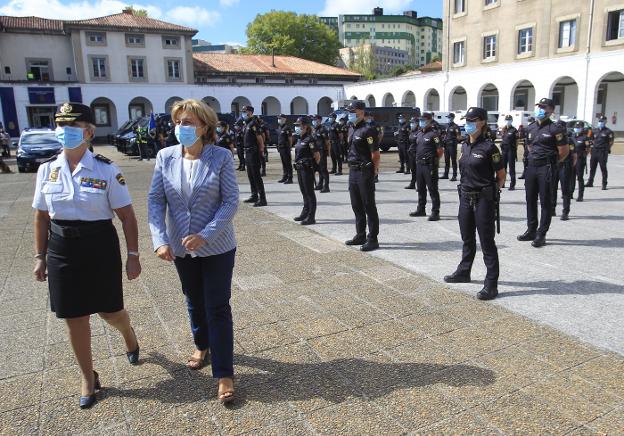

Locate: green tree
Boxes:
[125,5,148,17]
[349,40,377,80]
[243,11,340,65]
[430,55,442,63]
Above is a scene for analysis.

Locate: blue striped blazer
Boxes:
[147,144,238,257]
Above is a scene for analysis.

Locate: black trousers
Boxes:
[349,166,379,240]
[261,149,268,174]
[552,161,573,214]
[456,192,499,288]
[416,162,440,213]
[397,142,408,169]
[317,149,330,189]
[443,144,458,177]
[588,149,608,187]
[244,150,265,200]
[524,163,554,235]
[236,145,245,168]
[407,152,417,186]
[330,141,343,173]
[575,156,587,198]
[173,249,235,378]
[501,145,516,187]
[278,147,292,179]
[297,166,316,219]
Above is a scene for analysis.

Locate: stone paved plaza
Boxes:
[0,146,623,435]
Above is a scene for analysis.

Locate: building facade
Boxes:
[0,10,359,138]
[320,8,443,67]
[339,43,410,74]
[343,0,624,133]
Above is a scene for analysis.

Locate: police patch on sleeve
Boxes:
[492,153,501,164]
[116,173,126,185]
[556,133,563,141]
[367,137,374,145]
[434,137,440,144]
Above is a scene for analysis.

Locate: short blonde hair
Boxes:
[171,99,218,143]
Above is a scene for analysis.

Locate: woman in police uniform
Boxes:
[293,116,320,225]
[32,103,141,409]
[443,107,506,301]
[215,121,234,154]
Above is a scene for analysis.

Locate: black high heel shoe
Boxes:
[126,327,140,365]
[79,371,101,409]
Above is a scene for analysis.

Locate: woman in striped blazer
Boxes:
[147,99,239,404]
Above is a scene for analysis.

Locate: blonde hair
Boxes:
[171,99,218,143]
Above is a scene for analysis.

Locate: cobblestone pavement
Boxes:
[0,145,623,435]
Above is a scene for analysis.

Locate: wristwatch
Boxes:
[128,251,140,257]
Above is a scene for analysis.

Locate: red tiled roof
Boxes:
[0,16,65,34]
[193,53,360,78]
[66,12,197,34]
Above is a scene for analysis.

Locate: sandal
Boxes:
[186,350,209,370]
[218,378,235,404]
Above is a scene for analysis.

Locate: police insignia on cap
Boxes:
[367,137,374,144]
[61,103,73,114]
[116,173,126,185]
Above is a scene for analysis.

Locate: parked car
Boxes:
[16,129,62,172]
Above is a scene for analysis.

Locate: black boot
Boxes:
[284,177,293,184]
[560,211,569,221]
[253,198,267,207]
[531,233,546,248]
[345,235,366,246]
[440,173,449,179]
[360,238,379,252]
[477,287,498,301]
[294,211,307,222]
[404,184,415,189]
[576,194,583,202]
[300,217,316,225]
[443,271,471,283]
[320,187,330,193]
[585,180,594,187]
[243,196,258,203]
[450,175,457,182]
[428,212,440,221]
[602,185,607,190]
[396,166,404,173]
[277,176,286,183]
[517,230,536,241]
[409,208,426,217]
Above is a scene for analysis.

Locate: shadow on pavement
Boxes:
[498,279,624,297]
[545,237,624,248]
[107,352,496,408]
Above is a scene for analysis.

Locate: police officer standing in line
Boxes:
[215,121,235,154]
[293,116,321,225]
[411,112,444,221]
[312,114,330,193]
[241,105,267,207]
[405,116,419,190]
[517,98,568,247]
[328,113,343,176]
[258,117,270,177]
[444,107,505,301]
[345,101,380,252]
[552,122,576,221]
[441,113,461,181]
[276,114,293,184]
[234,120,245,171]
[367,112,383,183]
[340,115,350,162]
[394,113,410,174]
[518,117,534,180]
[572,121,592,201]
[586,115,614,190]
[499,115,518,190]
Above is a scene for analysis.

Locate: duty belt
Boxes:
[348,161,372,170]
[294,159,314,170]
[528,158,555,167]
[50,219,112,239]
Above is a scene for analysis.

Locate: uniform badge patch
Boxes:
[556,133,563,141]
[434,137,440,144]
[116,173,126,185]
[492,153,501,163]
[49,167,59,182]
[367,137,374,145]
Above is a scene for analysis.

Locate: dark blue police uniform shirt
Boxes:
[527,118,567,160]
[348,119,379,163]
[415,127,442,160]
[459,135,504,190]
[294,134,316,162]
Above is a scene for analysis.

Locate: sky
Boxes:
[0,0,442,46]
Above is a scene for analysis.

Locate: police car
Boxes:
[16,128,62,173]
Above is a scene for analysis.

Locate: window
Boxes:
[606,9,624,41]
[129,58,145,80]
[4,66,11,75]
[86,32,106,46]
[483,35,496,59]
[89,56,108,80]
[162,36,180,49]
[454,0,465,14]
[166,59,181,80]
[126,34,145,46]
[66,67,72,75]
[27,59,51,81]
[453,40,465,64]
[518,27,533,54]
[485,0,496,5]
[255,77,265,84]
[93,105,110,126]
[559,19,577,48]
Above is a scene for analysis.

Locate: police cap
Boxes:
[278,113,287,119]
[461,107,488,121]
[241,105,254,112]
[294,116,311,125]
[55,102,94,124]
[446,113,455,119]
[536,98,554,108]
[421,111,434,120]
[345,100,366,112]
[329,112,337,118]
[217,121,227,127]
[313,114,322,120]
[505,115,513,121]
[598,115,607,122]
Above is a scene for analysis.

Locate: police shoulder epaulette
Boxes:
[94,154,113,164]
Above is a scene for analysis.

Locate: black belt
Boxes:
[348,161,372,170]
[50,220,112,239]
[528,158,555,167]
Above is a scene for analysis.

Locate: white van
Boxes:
[497,111,533,129]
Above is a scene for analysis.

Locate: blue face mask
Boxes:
[216,127,223,134]
[409,122,416,130]
[366,119,373,124]
[348,113,357,123]
[241,111,248,120]
[418,120,426,129]
[464,121,478,135]
[574,128,582,134]
[294,126,302,136]
[278,119,286,125]
[175,125,200,148]
[534,106,546,120]
[506,120,513,127]
[598,122,605,129]
[399,118,405,124]
[55,126,84,150]
[312,120,318,127]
